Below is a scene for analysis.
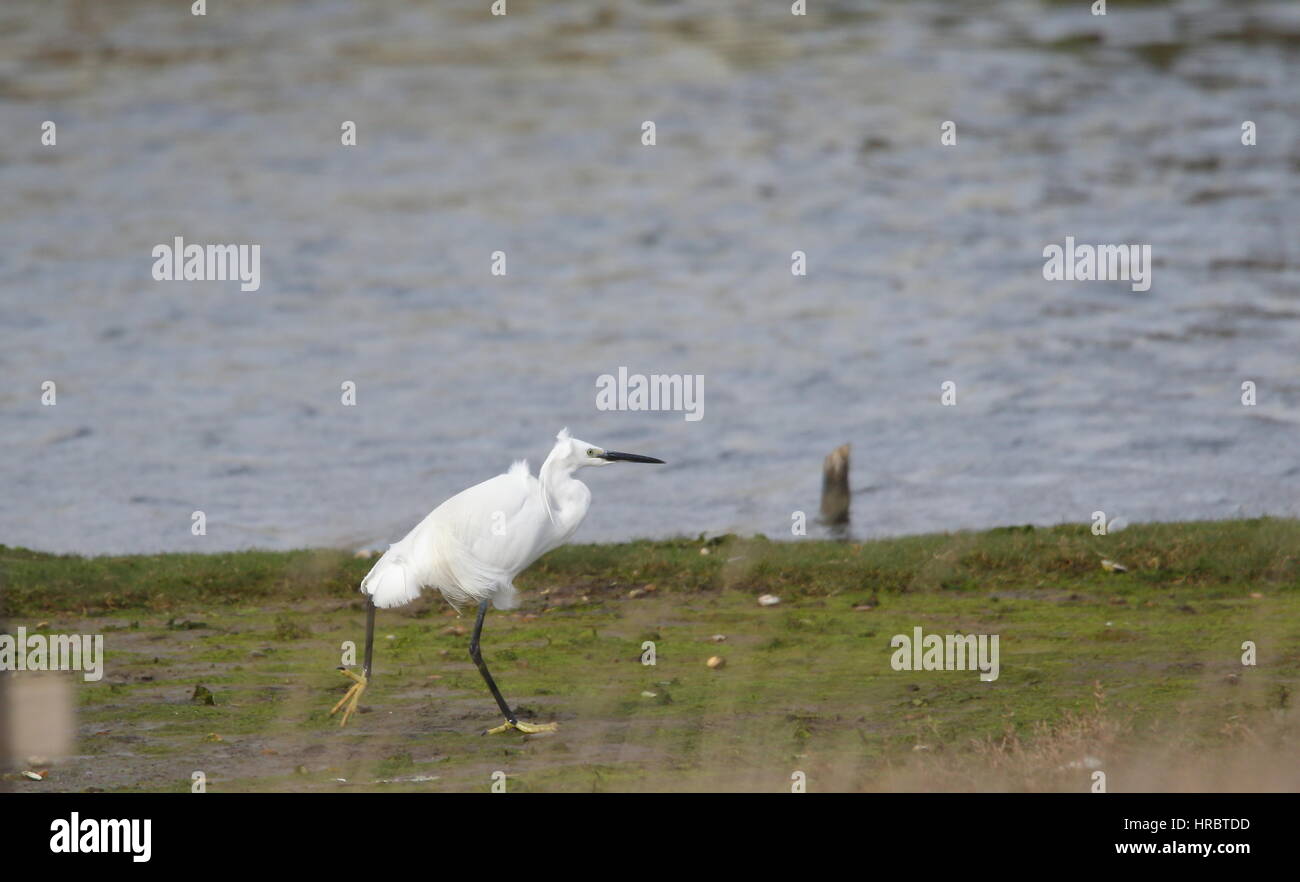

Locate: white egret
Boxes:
[330,428,664,734]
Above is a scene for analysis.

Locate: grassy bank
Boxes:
[2,518,1298,792]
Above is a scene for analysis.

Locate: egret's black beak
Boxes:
[601,450,665,464]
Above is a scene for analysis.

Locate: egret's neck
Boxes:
[539,449,589,531]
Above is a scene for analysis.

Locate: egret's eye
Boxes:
[587,448,598,457]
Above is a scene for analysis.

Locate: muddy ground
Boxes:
[6,584,1299,792]
[4,524,1299,791]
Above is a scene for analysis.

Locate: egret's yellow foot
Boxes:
[486,719,558,735]
[329,667,367,727]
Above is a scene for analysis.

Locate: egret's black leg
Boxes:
[330,594,375,726]
[362,594,376,679]
[469,600,516,725]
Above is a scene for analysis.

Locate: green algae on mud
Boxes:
[2,519,1298,792]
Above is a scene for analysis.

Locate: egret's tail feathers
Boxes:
[491,582,519,611]
[361,547,420,609]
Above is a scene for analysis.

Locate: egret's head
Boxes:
[553,427,665,469]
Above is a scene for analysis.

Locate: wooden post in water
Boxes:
[820,443,851,525]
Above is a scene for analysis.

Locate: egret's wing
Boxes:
[361,469,525,609]
[430,465,554,609]
[436,467,547,567]
[366,461,561,612]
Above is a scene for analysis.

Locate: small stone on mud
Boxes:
[22,770,45,780]
[1059,756,1104,770]
[758,594,780,607]
[374,774,439,784]
[853,605,874,612]
[706,656,725,669]
[710,634,727,642]
[442,625,467,636]
[641,691,658,698]
[628,589,644,599]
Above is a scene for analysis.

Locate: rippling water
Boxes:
[1,0,1298,554]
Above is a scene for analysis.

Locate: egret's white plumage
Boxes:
[360,428,657,612]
